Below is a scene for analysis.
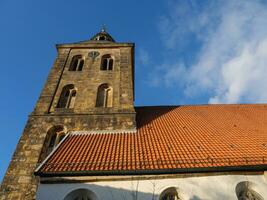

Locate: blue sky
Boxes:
[1,0,267,181]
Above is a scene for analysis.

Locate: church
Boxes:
[1,29,267,200]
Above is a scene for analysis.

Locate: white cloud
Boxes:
[155,0,267,104]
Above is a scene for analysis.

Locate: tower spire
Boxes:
[90,26,115,42]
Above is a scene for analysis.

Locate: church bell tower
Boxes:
[0,29,136,199]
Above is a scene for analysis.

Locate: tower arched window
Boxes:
[96,84,113,108]
[101,54,113,70]
[47,126,66,153]
[236,181,263,200]
[69,55,84,71]
[57,84,77,109]
[39,125,67,160]
[160,187,182,200]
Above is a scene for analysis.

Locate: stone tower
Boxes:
[0,29,136,199]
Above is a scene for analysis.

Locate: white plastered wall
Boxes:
[36,173,267,200]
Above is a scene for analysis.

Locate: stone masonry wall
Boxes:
[0,42,136,199]
[48,46,135,114]
[0,113,135,200]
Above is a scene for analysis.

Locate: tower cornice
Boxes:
[56,42,134,49]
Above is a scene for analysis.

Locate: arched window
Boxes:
[64,189,98,200]
[69,55,84,71]
[160,187,181,200]
[96,84,113,108]
[236,181,263,200]
[57,84,77,109]
[101,54,113,70]
[48,134,57,149]
[47,126,66,153]
[39,125,67,161]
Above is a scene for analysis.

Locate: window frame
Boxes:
[96,83,113,108]
[69,55,85,71]
[57,84,77,109]
[159,187,181,200]
[100,54,114,71]
[236,181,264,200]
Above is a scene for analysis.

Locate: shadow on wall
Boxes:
[190,195,201,200]
[38,183,160,200]
[59,184,214,200]
[106,186,159,200]
[39,179,267,200]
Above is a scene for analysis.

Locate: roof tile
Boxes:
[38,105,267,175]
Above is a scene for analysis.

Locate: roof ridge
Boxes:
[134,103,267,108]
[70,129,137,135]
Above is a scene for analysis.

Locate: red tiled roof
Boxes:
[37,105,267,175]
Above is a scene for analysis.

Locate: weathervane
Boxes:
[101,24,107,32]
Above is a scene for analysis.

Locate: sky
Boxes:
[1,0,267,181]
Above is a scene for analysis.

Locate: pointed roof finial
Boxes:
[89,26,115,42]
[101,24,107,32]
